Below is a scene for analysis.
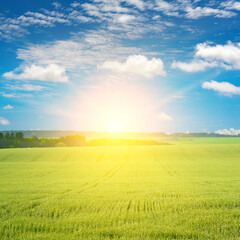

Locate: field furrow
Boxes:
[1,142,240,239]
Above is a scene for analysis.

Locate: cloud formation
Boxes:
[15,31,141,71]
[3,105,14,110]
[185,7,236,19]
[0,0,238,40]
[5,84,46,92]
[172,41,240,72]
[221,1,240,11]
[98,55,166,79]
[157,112,173,121]
[202,80,240,96]
[215,128,240,135]
[3,64,69,83]
[0,117,10,125]
[172,60,218,72]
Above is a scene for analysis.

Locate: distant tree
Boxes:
[14,140,22,148]
[63,135,87,147]
[0,132,4,147]
[0,133,88,149]
[10,132,15,140]
[32,135,39,141]
[4,132,10,140]
[56,142,66,147]
[16,132,24,140]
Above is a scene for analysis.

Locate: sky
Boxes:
[0,0,240,134]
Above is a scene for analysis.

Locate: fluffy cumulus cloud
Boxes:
[3,64,69,83]
[215,128,240,135]
[3,105,14,110]
[157,112,173,121]
[0,117,10,125]
[195,42,240,69]
[98,55,166,79]
[172,41,240,72]
[202,80,240,96]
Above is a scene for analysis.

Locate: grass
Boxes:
[1,138,240,239]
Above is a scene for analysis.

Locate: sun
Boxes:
[108,120,123,132]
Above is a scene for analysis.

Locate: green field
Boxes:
[1,138,240,239]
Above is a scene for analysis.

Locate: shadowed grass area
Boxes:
[0,139,240,239]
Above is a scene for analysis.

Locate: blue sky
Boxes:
[0,0,240,134]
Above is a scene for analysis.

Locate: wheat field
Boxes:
[1,139,240,239]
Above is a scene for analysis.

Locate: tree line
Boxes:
[0,132,169,148]
[0,132,87,148]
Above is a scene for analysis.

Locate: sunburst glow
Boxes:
[108,120,123,132]
[64,83,162,132]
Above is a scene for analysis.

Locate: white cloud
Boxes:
[1,93,33,98]
[3,105,13,110]
[171,60,218,72]
[215,128,240,135]
[68,10,92,23]
[3,64,69,83]
[154,0,180,16]
[124,0,145,10]
[115,14,135,23]
[195,42,240,69]
[1,93,17,98]
[0,0,237,40]
[185,7,236,19]
[221,1,240,10]
[98,55,166,79]
[52,2,61,9]
[0,117,10,125]
[153,0,236,19]
[157,112,173,121]
[5,84,46,91]
[0,7,89,39]
[71,2,81,8]
[0,0,171,40]
[15,31,141,70]
[172,41,240,72]
[202,80,240,96]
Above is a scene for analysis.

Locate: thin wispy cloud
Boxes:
[221,1,240,11]
[157,112,173,121]
[7,30,142,73]
[5,84,46,92]
[0,0,238,40]
[3,105,14,110]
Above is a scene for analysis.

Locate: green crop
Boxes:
[1,139,240,239]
